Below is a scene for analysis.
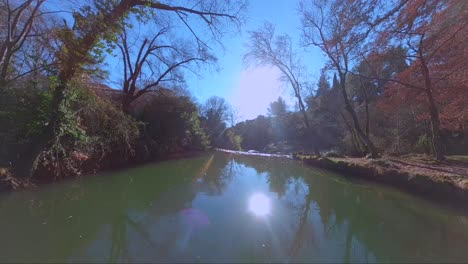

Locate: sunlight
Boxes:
[230,66,295,120]
[248,193,271,217]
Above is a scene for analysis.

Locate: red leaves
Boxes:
[377,0,468,131]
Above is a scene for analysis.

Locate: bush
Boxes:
[35,81,140,180]
[0,78,54,165]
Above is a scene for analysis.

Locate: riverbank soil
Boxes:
[0,168,35,191]
[0,150,206,191]
[294,154,468,208]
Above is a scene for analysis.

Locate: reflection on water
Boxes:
[0,151,468,263]
[248,193,271,217]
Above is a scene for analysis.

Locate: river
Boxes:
[1,151,467,263]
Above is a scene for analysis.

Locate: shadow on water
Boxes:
[0,154,213,262]
[0,151,467,262]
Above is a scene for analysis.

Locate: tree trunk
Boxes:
[419,47,445,160]
[359,77,371,137]
[341,113,361,154]
[122,94,132,114]
[426,88,445,160]
[339,73,378,158]
[0,51,13,84]
[395,115,401,154]
[294,84,320,156]
[364,87,370,138]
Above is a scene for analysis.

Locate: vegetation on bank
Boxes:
[0,76,242,184]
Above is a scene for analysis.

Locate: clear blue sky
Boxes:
[186,0,325,121]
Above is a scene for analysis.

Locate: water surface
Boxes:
[1,151,468,263]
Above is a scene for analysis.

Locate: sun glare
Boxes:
[248,193,271,217]
[231,67,291,120]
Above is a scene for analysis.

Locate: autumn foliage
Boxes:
[380,0,468,129]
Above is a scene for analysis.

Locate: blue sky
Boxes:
[186,0,325,121]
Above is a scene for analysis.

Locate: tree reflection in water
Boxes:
[228,153,468,263]
[0,152,468,262]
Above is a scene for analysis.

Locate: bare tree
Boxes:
[0,0,49,84]
[117,22,214,113]
[244,22,319,155]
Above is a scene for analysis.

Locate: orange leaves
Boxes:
[377,0,468,131]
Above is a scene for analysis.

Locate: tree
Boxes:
[218,128,242,150]
[245,22,319,155]
[299,0,406,157]
[19,0,245,177]
[343,47,410,153]
[374,0,468,160]
[346,46,409,143]
[233,115,273,151]
[200,96,234,147]
[314,69,330,98]
[268,97,288,142]
[140,95,209,155]
[307,70,343,152]
[268,96,288,118]
[116,22,214,113]
[0,0,52,84]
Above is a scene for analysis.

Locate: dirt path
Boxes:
[333,155,468,189]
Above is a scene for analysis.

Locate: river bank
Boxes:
[0,168,34,191]
[293,154,468,209]
[0,150,206,192]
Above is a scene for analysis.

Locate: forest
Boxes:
[0,0,467,186]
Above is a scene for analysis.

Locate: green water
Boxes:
[1,151,468,263]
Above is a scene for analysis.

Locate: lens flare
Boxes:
[248,193,271,217]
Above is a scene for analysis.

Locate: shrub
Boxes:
[35,81,140,180]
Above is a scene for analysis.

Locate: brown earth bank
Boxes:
[0,168,35,191]
[0,150,205,192]
[293,153,468,209]
[32,149,206,183]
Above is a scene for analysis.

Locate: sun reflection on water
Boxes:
[248,193,271,217]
